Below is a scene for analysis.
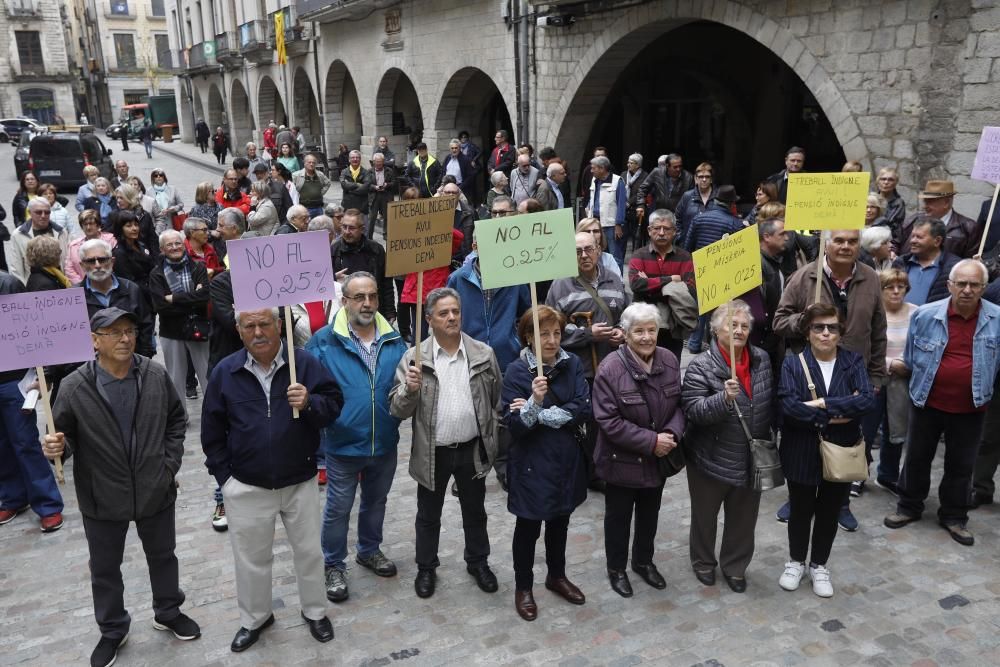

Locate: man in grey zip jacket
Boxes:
[43,307,199,667]
[390,287,502,599]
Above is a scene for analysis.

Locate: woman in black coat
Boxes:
[777,303,873,599]
[501,306,591,623]
[112,210,156,311]
[681,299,775,593]
[12,170,41,223]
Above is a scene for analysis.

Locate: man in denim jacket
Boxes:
[884,259,1000,546]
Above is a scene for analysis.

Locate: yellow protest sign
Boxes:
[691,225,762,314]
[384,195,457,276]
[785,172,869,230]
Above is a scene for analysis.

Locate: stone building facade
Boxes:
[168,0,1000,214]
[0,0,78,125]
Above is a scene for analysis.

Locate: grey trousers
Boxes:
[686,463,762,577]
[160,337,209,400]
[224,477,327,629]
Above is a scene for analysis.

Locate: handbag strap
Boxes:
[574,276,616,325]
[731,399,755,446]
[797,352,819,401]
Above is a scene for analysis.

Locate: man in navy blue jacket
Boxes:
[202,307,343,653]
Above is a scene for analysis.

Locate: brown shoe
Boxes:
[941,522,975,546]
[544,576,586,605]
[514,589,537,621]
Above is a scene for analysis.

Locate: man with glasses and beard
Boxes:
[77,239,154,358]
[305,272,407,604]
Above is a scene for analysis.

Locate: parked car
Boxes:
[26,131,113,188]
[13,127,47,178]
[0,118,45,144]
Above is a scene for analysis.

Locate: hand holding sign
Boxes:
[0,288,95,483]
[972,127,1000,257]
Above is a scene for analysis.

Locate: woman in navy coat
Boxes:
[502,305,591,622]
[777,303,874,599]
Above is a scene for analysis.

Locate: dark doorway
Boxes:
[584,20,845,200]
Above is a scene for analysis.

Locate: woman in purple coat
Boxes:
[593,303,685,598]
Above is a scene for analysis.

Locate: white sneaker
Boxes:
[809,564,834,598]
[779,561,805,591]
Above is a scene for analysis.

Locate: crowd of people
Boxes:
[3,129,1000,667]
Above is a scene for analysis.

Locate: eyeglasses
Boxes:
[491,209,513,217]
[575,246,597,256]
[95,328,138,339]
[949,280,986,291]
[649,226,675,234]
[345,292,379,303]
[810,323,842,334]
[81,256,112,265]
[163,241,185,248]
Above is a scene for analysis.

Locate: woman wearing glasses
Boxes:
[777,303,874,598]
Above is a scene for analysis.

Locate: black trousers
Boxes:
[512,514,570,590]
[898,405,986,525]
[604,481,664,571]
[394,277,410,339]
[82,503,184,640]
[656,329,685,362]
[787,479,850,566]
[415,442,490,571]
[973,396,1000,498]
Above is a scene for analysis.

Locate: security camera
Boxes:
[536,14,575,28]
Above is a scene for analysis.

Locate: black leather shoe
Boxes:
[607,569,633,598]
[723,574,747,593]
[414,569,436,598]
[467,563,499,593]
[301,613,333,643]
[694,568,716,586]
[230,614,274,653]
[631,562,666,590]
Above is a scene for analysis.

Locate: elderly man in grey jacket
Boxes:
[390,287,502,600]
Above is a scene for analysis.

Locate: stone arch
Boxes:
[374,68,423,162]
[230,79,253,154]
[257,75,287,132]
[545,1,865,185]
[192,90,205,128]
[323,60,363,156]
[433,66,514,159]
[206,83,226,134]
[292,67,321,146]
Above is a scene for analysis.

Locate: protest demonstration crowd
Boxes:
[4,124,1000,667]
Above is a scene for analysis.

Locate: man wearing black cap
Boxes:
[42,307,199,667]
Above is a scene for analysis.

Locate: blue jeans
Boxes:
[688,314,709,353]
[0,380,63,516]
[322,450,397,570]
[306,207,324,218]
[603,225,625,272]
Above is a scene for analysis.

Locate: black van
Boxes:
[27,130,113,189]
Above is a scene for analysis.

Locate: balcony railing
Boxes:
[215,31,243,66]
[239,20,273,64]
[187,42,217,70]
[6,0,39,16]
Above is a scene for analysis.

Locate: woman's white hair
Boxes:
[709,299,754,334]
[619,303,661,332]
[860,225,892,252]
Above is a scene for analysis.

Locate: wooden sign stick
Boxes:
[727,302,737,381]
[529,281,544,379]
[813,232,826,305]
[283,307,299,419]
[36,367,64,484]
[414,271,424,366]
[976,182,1000,258]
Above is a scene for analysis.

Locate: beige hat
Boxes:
[918,180,956,199]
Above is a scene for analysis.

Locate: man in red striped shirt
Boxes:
[627,209,696,360]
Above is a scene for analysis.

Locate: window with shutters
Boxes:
[15,31,44,74]
[114,34,137,69]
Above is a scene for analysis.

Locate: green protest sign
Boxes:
[475,208,577,289]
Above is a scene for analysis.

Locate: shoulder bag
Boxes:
[732,398,783,492]
[797,353,868,483]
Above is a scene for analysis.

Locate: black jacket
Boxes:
[637,166,694,213]
[208,270,242,371]
[53,356,187,521]
[341,166,372,213]
[149,256,210,340]
[330,238,396,319]
[201,347,344,489]
[79,276,155,358]
[25,268,64,292]
[112,241,155,294]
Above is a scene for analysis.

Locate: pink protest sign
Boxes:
[972,126,1000,183]
[0,288,93,372]
[227,231,336,310]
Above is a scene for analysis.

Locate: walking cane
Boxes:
[570,311,598,371]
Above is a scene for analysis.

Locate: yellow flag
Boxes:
[274,12,286,65]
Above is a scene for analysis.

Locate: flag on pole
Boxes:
[274,12,287,65]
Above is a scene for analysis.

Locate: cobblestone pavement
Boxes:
[3,387,1000,666]
[3,141,1000,666]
